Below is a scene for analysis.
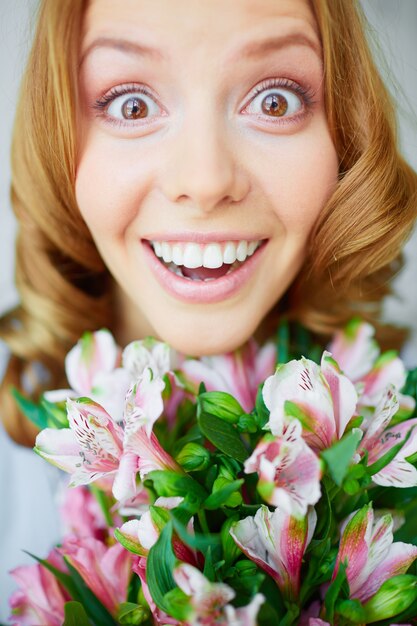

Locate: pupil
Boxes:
[262,94,288,117]
[122,97,148,119]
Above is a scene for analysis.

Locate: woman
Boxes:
[0,0,416,619]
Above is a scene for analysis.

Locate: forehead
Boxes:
[80,0,320,64]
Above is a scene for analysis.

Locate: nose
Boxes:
[161,108,250,213]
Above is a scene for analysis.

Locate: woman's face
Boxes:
[76,0,338,355]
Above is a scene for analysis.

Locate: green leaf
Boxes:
[363,574,417,622]
[255,385,270,429]
[40,396,69,428]
[146,470,207,501]
[198,391,244,423]
[321,429,363,486]
[276,319,290,364]
[117,602,150,625]
[402,366,417,395]
[23,551,81,601]
[171,514,222,552]
[146,522,177,614]
[198,411,248,462]
[64,558,116,626]
[335,598,366,622]
[163,587,191,622]
[11,387,50,430]
[63,602,92,626]
[324,561,348,622]
[204,479,244,509]
[203,545,216,581]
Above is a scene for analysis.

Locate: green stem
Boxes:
[197,510,210,535]
[90,485,114,527]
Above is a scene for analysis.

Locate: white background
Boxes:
[1,0,416,360]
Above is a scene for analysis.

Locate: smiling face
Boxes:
[75,0,339,355]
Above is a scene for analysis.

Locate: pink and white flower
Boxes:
[9,551,68,626]
[263,353,358,451]
[359,386,417,487]
[36,367,180,501]
[59,485,108,540]
[328,319,379,381]
[59,537,132,616]
[181,338,276,413]
[244,420,321,517]
[333,504,417,603]
[329,320,415,415]
[123,336,180,380]
[173,563,264,625]
[230,505,317,600]
[117,497,196,564]
[133,557,179,626]
[35,398,125,487]
[44,329,131,421]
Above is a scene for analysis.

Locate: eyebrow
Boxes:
[79,31,322,69]
[233,33,322,63]
[79,37,165,68]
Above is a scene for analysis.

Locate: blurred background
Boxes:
[1,0,416,361]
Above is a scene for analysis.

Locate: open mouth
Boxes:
[147,239,267,282]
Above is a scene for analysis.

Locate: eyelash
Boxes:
[91,77,317,129]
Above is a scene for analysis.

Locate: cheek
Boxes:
[75,136,154,235]
[256,122,339,234]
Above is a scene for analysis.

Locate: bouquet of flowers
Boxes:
[8,319,417,626]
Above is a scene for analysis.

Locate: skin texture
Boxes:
[76,0,339,356]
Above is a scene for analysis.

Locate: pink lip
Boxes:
[142,239,268,304]
[143,232,265,243]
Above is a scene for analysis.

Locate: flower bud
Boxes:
[176,442,211,471]
[235,559,259,577]
[363,575,417,622]
[237,413,258,433]
[117,601,150,624]
[198,391,243,423]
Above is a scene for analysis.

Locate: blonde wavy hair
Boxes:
[1,0,416,445]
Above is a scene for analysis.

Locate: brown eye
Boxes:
[261,93,288,117]
[122,97,148,119]
[243,82,306,122]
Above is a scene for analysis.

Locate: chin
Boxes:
[153,313,259,357]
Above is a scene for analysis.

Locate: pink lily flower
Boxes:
[122,336,181,380]
[117,497,196,564]
[244,420,321,517]
[123,337,188,427]
[122,369,182,482]
[173,563,264,625]
[359,386,417,487]
[181,338,276,413]
[333,504,417,603]
[9,550,68,626]
[35,397,124,487]
[263,353,358,451]
[44,329,131,422]
[329,320,415,415]
[36,367,180,501]
[60,537,132,616]
[59,485,109,540]
[133,557,179,626]
[230,505,317,601]
[328,319,380,381]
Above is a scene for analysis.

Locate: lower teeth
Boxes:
[165,260,241,281]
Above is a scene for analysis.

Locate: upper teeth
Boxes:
[150,240,262,269]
